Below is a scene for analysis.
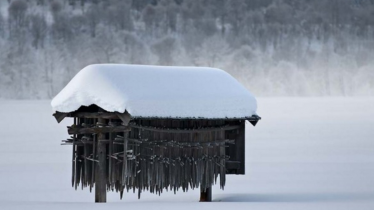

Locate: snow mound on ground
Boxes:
[51,64,257,118]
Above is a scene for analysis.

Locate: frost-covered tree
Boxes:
[196,35,230,67]
[30,14,47,49]
[8,0,28,40]
[0,0,374,98]
[152,36,177,65]
[85,4,101,37]
[92,27,121,63]
[106,0,133,31]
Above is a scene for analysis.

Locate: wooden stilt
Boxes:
[236,121,245,174]
[199,187,212,202]
[95,118,107,203]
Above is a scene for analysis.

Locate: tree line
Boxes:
[0,0,373,98]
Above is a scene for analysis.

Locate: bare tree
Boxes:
[52,15,73,42]
[106,0,133,31]
[85,4,101,37]
[30,14,47,49]
[121,32,149,64]
[92,27,121,63]
[0,13,4,38]
[142,5,156,35]
[196,35,230,67]
[8,0,28,36]
[152,36,176,65]
[50,0,62,19]
[226,0,247,36]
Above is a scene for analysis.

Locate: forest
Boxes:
[0,0,373,99]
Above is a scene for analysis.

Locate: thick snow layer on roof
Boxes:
[51,64,257,119]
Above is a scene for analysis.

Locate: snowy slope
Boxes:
[1,98,374,210]
[51,64,257,118]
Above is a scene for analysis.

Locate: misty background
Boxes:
[0,0,373,99]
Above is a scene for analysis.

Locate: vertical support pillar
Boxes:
[200,187,212,202]
[95,118,107,203]
[236,121,245,174]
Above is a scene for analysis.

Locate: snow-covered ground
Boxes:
[0,98,373,210]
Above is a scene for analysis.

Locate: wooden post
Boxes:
[95,118,107,203]
[236,121,245,174]
[200,187,212,202]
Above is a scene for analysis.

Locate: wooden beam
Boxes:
[53,112,68,123]
[95,118,107,203]
[131,115,260,121]
[236,121,245,174]
[69,112,121,119]
[128,124,241,134]
[121,133,128,186]
[68,125,131,135]
[200,187,212,202]
[71,117,77,187]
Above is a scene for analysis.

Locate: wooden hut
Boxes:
[52,64,260,202]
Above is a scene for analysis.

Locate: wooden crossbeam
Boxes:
[69,112,120,119]
[67,125,131,135]
[128,124,241,133]
[62,138,234,148]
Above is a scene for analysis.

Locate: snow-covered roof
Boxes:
[51,64,257,119]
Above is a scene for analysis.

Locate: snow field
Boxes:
[0,98,373,210]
